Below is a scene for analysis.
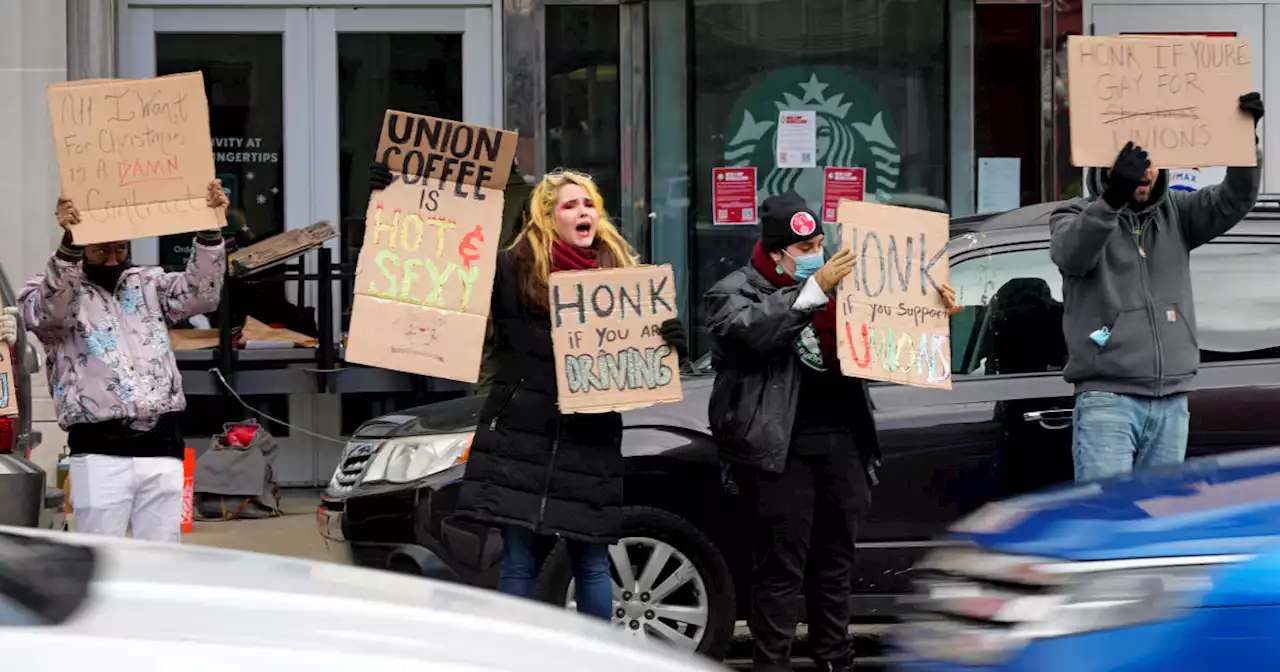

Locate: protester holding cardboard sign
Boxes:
[431,169,685,621]
[703,192,881,672]
[19,180,228,543]
[1051,88,1263,483]
[347,111,518,383]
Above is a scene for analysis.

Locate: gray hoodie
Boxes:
[1049,154,1261,397]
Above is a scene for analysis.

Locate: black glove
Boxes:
[658,318,689,363]
[1241,92,1264,144]
[369,161,395,191]
[1102,141,1149,211]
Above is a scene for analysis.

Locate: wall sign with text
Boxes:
[712,167,758,225]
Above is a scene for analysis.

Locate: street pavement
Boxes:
[183,488,892,671]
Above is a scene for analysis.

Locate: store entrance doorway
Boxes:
[119,4,498,485]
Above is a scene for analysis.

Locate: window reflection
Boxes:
[688,0,948,355]
[336,33,463,329]
[946,241,1280,377]
[545,6,622,228]
[156,34,285,269]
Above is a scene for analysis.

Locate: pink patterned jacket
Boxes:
[19,237,225,430]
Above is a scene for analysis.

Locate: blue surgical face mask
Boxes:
[789,249,825,280]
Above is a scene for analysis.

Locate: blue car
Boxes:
[892,446,1280,671]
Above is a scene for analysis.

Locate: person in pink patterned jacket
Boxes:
[20,179,228,542]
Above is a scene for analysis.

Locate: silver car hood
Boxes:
[0,527,725,672]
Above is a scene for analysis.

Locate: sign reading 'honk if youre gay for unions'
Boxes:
[1068,35,1256,168]
[46,73,226,244]
[346,110,518,383]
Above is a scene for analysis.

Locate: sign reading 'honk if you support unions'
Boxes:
[1068,35,1256,168]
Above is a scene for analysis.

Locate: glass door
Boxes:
[121,5,496,485]
[509,1,649,258]
[123,7,309,269]
[309,7,490,332]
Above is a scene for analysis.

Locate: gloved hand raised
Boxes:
[658,319,689,363]
[369,161,395,192]
[1240,92,1264,144]
[1102,141,1150,211]
[814,248,857,295]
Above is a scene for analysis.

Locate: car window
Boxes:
[947,249,1065,376]
[1192,242,1280,361]
[947,240,1280,376]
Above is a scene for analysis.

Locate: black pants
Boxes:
[738,431,871,671]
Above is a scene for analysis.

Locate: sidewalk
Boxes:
[183,488,329,562]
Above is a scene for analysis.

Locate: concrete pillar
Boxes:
[66,0,117,81]
[0,1,72,479]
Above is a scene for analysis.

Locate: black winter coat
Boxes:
[455,250,624,543]
[704,264,881,475]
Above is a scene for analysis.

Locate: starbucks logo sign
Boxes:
[724,67,901,209]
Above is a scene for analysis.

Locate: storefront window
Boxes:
[687,0,948,353]
[545,6,622,236]
[156,34,285,270]
[335,33,463,328]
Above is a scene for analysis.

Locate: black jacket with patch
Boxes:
[455,251,624,543]
[704,264,880,475]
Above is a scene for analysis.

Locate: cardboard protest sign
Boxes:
[229,221,338,277]
[549,265,683,413]
[1068,36,1256,168]
[345,111,518,383]
[835,200,952,390]
[0,300,15,418]
[47,73,225,244]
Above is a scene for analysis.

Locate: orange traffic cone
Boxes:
[182,448,195,534]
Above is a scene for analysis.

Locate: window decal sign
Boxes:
[722,67,901,209]
[711,167,758,225]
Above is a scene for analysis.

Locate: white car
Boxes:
[0,526,729,671]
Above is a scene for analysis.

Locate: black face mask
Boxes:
[83,262,132,291]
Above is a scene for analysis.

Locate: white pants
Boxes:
[70,454,184,543]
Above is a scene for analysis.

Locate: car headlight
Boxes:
[1025,561,1223,638]
[900,550,1250,666]
[360,433,473,485]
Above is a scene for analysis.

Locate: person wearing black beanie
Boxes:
[703,191,871,672]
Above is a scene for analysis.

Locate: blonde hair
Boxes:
[508,169,637,311]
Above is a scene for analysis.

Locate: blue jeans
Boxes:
[1072,391,1189,482]
[497,525,614,621]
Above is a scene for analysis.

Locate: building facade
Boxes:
[4,0,1278,484]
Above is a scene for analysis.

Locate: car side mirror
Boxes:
[23,340,39,375]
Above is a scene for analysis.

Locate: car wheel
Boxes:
[536,506,736,660]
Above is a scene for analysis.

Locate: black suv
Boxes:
[319,199,1280,660]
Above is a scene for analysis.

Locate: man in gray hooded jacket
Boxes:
[1050,92,1264,482]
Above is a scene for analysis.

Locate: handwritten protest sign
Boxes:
[346,111,518,383]
[836,200,952,390]
[549,265,683,413]
[0,300,15,418]
[1068,36,1256,167]
[46,73,224,244]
